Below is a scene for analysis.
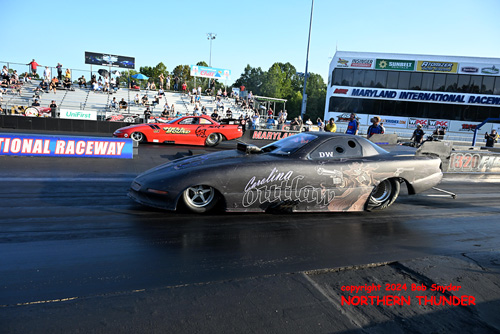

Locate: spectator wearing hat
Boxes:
[345,113,359,135]
[367,116,385,139]
[411,124,425,147]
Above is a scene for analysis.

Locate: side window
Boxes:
[309,138,363,160]
[179,118,198,125]
[199,118,213,125]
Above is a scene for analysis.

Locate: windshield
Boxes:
[261,133,318,156]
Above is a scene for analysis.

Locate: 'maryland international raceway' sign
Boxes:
[331,86,500,107]
[0,133,133,159]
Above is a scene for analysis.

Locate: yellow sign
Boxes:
[417,61,458,73]
[163,127,191,134]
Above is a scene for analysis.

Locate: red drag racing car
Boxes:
[113,115,243,147]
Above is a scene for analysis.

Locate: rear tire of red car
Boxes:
[131,132,145,143]
[367,178,400,211]
[182,185,219,213]
[205,133,221,147]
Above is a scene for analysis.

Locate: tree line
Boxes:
[120,61,326,121]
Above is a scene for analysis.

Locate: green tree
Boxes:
[233,64,264,95]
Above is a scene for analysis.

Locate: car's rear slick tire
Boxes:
[205,133,221,147]
[367,178,400,211]
[182,185,219,213]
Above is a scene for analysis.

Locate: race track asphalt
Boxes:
[1,140,499,333]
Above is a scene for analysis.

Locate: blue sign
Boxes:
[0,133,134,159]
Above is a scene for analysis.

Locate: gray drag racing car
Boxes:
[128,132,442,213]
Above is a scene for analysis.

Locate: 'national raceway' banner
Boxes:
[0,133,133,159]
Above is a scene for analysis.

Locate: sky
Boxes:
[2,0,500,85]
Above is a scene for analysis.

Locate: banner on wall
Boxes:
[59,109,97,121]
[0,133,133,159]
[190,65,231,81]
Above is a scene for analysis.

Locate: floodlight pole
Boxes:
[300,0,314,120]
[207,33,216,67]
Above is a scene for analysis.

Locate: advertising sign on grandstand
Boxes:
[190,65,231,81]
[371,115,408,129]
[417,60,458,73]
[335,58,375,69]
[85,52,135,69]
[60,109,97,121]
[375,59,415,71]
[409,118,449,130]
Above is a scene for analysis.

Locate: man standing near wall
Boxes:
[345,113,359,135]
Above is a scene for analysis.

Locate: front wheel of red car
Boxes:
[205,133,221,147]
[131,132,145,143]
[182,185,219,213]
[367,178,400,211]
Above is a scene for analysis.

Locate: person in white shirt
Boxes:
[43,67,51,81]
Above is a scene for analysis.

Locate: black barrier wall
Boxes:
[0,116,127,134]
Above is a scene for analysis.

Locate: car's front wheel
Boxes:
[205,133,221,147]
[182,185,219,213]
[131,132,145,143]
[367,178,400,211]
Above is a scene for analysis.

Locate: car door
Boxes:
[298,136,377,212]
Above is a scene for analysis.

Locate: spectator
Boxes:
[345,113,359,135]
[297,116,304,132]
[134,94,140,104]
[40,80,49,92]
[78,76,87,88]
[158,87,165,96]
[173,76,179,91]
[65,69,71,80]
[49,100,57,118]
[43,67,51,81]
[23,72,32,84]
[433,127,446,140]
[63,77,72,89]
[266,115,275,129]
[290,117,299,131]
[324,118,337,132]
[150,81,156,90]
[305,118,313,131]
[277,114,285,130]
[56,63,63,80]
[110,97,118,110]
[161,105,170,117]
[141,94,149,106]
[366,116,385,139]
[119,98,128,110]
[27,59,39,76]
[267,108,273,117]
[251,111,260,129]
[171,104,175,114]
[166,75,171,90]
[32,99,40,107]
[159,73,164,89]
[317,118,324,131]
[211,109,220,122]
[1,66,9,80]
[49,77,58,94]
[485,130,499,147]
[144,107,152,122]
[226,108,232,119]
[411,124,425,147]
[181,82,187,93]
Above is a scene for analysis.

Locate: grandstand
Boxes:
[1,80,250,121]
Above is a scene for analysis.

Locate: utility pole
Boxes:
[300,0,314,119]
[207,33,217,67]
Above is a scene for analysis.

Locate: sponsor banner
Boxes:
[370,115,408,128]
[330,86,500,107]
[408,118,449,130]
[190,65,231,81]
[480,65,500,75]
[458,63,480,74]
[250,130,297,141]
[60,109,97,121]
[84,51,135,69]
[0,133,133,159]
[448,120,488,133]
[375,59,415,71]
[232,87,240,97]
[417,61,458,73]
[408,117,450,130]
[334,57,375,69]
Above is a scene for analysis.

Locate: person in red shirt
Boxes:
[181,82,187,93]
[27,59,39,76]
